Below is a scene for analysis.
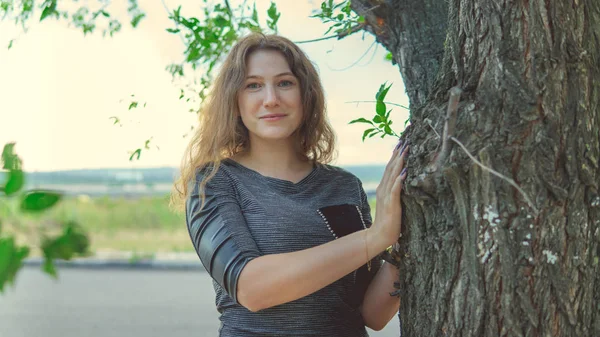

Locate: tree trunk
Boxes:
[353,0,600,336]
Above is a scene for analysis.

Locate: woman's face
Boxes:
[237,49,303,146]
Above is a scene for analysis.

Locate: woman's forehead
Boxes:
[245,49,292,76]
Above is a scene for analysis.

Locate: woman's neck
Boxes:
[232,138,312,182]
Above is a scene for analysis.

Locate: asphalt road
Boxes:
[1,267,400,337]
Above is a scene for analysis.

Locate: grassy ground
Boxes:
[2,195,377,255]
[2,195,192,256]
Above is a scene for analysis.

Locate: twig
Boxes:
[294,23,365,44]
[435,87,462,169]
[450,136,539,214]
[425,119,441,139]
[328,41,376,71]
[345,100,410,110]
[161,0,186,45]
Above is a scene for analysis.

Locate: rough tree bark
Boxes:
[353,0,600,336]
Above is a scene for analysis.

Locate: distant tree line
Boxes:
[23,165,386,186]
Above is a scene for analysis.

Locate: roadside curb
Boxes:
[23,255,205,271]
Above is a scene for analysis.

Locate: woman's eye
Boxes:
[279,80,294,87]
[246,83,261,89]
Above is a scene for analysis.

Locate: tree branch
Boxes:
[351,0,449,109]
[294,23,365,44]
[435,87,462,169]
[345,100,410,110]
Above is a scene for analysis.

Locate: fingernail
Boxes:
[400,142,408,154]
[401,168,408,176]
[394,139,403,151]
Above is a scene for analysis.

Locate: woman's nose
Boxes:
[263,85,280,107]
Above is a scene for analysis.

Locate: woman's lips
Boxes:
[260,114,286,121]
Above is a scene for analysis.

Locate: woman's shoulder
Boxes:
[194,159,239,178]
[191,160,240,193]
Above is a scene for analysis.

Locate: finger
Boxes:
[397,145,409,172]
[386,151,405,193]
[381,140,403,191]
[388,145,409,189]
[390,171,405,204]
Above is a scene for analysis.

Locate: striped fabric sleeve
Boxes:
[185,167,261,304]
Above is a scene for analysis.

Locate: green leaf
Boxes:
[42,259,57,279]
[39,0,57,22]
[375,82,392,101]
[267,2,280,32]
[130,13,145,28]
[20,190,62,212]
[82,23,95,35]
[4,170,24,196]
[251,3,259,24]
[0,236,30,292]
[373,115,383,123]
[349,118,374,125]
[362,128,376,141]
[8,39,14,50]
[213,15,229,28]
[384,125,393,135]
[376,101,386,117]
[129,149,141,161]
[2,143,20,170]
[385,52,393,61]
[128,102,138,110]
[41,222,89,263]
[166,28,180,33]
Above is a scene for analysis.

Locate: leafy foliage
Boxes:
[1,0,145,42]
[1,143,24,195]
[0,236,29,292]
[3,1,408,153]
[20,190,62,212]
[310,0,364,36]
[165,0,280,107]
[0,143,90,293]
[349,82,401,141]
[41,222,89,278]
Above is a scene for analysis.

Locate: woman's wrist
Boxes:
[365,227,394,258]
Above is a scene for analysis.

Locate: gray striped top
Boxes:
[186,158,381,337]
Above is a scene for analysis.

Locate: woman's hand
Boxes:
[369,140,409,248]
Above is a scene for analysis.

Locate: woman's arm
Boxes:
[238,144,409,312]
[237,227,389,312]
[360,262,400,331]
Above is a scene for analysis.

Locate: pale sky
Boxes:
[0,0,409,172]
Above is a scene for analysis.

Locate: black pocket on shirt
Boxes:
[317,204,366,239]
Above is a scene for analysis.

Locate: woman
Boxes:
[172,33,408,336]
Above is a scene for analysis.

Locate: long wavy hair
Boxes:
[171,33,336,210]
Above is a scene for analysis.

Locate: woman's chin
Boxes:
[254,131,297,142]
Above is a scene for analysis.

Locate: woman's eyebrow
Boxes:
[245,72,295,79]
